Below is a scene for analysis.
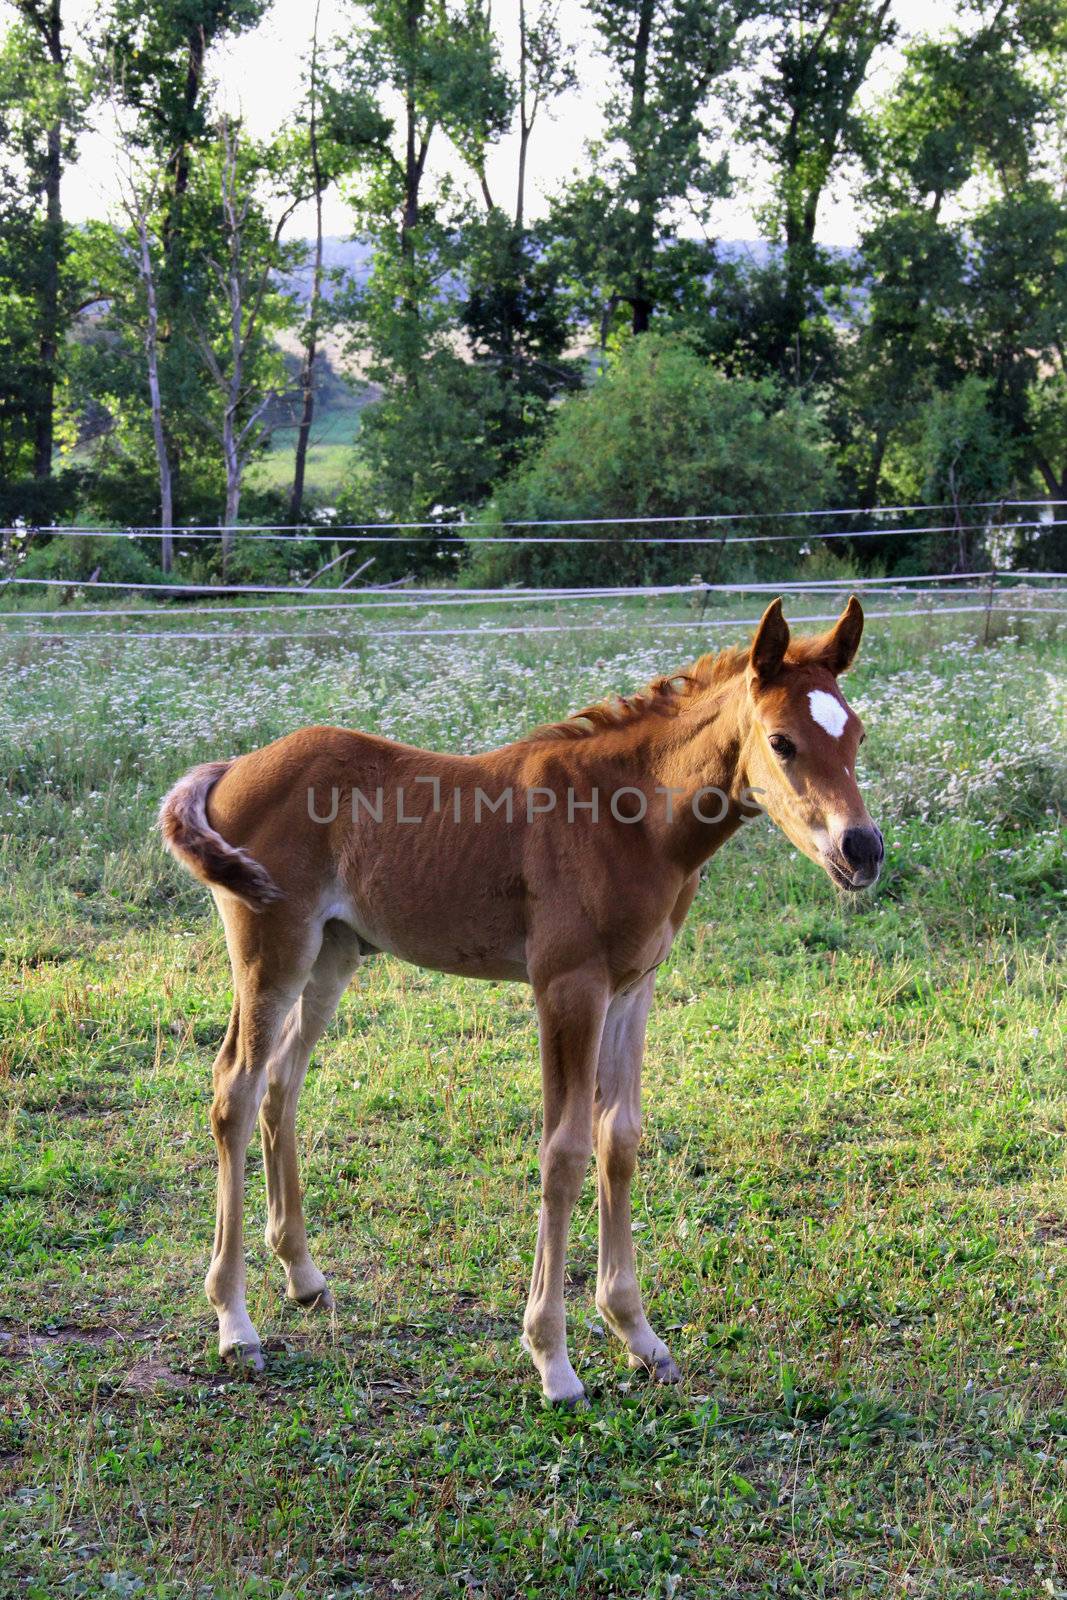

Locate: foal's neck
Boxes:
[589,672,754,876]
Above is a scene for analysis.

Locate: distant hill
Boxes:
[284,238,376,304]
[282,236,859,306]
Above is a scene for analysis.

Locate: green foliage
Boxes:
[460,211,582,447]
[2,0,1067,568]
[848,1,1067,515]
[336,350,510,578]
[340,212,581,563]
[879,378,1018,572]
[916,378,1017,509]
[469,335,835,584]
[100,0,270,163]
[18,531,165,585]
[200,534,324,586]
[0,0,88,489]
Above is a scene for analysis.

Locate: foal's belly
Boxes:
[338,884,530,982]
[351,922,530,983]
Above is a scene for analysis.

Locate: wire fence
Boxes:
[3,513,1066,547]
[1,503,1063,646]
[1,571,1065,624]
[3,496,1065,538]
[3,603,1065,646]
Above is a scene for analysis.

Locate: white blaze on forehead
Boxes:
[808,688,848,739]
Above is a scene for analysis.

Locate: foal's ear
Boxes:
[749,598,790,686]
[814,595,864,676]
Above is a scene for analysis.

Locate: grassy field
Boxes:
[1,600,1065,1599]
[247,391,366,500]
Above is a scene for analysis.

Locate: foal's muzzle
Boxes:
[829,825,884,890]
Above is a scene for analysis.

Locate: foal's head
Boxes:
[740,597,883,892]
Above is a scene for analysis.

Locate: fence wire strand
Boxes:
[3,496,1066,538]
[5,516,1065,548]
[3,601,1065,646]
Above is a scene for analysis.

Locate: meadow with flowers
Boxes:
[1,602,1065,1598]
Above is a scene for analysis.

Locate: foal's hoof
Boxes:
[630,1351,682,1385]
[224,1342,265,1375]
[293,1284,334,1312]
[543,1386,589,1412]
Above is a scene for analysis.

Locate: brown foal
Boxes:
[160,598,882,1402]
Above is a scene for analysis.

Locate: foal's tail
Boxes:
[159,760,282,911]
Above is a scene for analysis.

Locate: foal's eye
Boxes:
[768,733,796,759]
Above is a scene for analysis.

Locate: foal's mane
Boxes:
[529,645,751,743]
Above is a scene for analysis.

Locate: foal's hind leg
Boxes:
[205,902,320,1368]
[260,921,362,1308]
[593,976,681,1384]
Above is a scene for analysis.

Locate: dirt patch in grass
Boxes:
[0,1319,163,1353]
[120,1357,192,1393]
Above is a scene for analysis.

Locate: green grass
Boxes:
[248,393,365,497]
[1,606,1065,1598]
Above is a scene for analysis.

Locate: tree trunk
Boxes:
[628,0,655,335]
[1034,453,1067,503]
[223,433,241,552]
[137,213,173,570]
[398,5,431,388]
[400,2,421,272]
[290,1,324,525]
[631,293,653,336]
[515,123,530,233]
[222,373,241,566]
[170,26,205,231]
[160,25,206,516]
[516,0,529,231]
[220,123,244,571]
[861,424,888,511]
[31,1,64,480]
[290,209,322,525]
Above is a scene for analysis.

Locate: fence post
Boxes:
[981,566,998,645]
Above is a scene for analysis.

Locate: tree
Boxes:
[459,209,581,471]
[0,0,86,494]
[12,0,68,478]
[116,160,174,563]
[286,5,390,522]
[0,63,42,499]
[452,2,579,485]
[965,188,1067,499]
[335,0,516,545]
[849,0,1066,513]
[555,0,750,341]
[191,117,303,551]
[336,0,509,377]
[515,0,574,232]
[886,376,1017,569]
[99,0,271,516]
[740,0,896,380]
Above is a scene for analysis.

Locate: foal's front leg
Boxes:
[593,976,681,1383]
[522,969,609,1405]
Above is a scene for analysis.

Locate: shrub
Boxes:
[18,532,165,587]
[465,334,836,587]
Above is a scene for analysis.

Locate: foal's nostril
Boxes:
[842,826,882,871]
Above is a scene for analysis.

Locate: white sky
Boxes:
[58,0,954,245]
